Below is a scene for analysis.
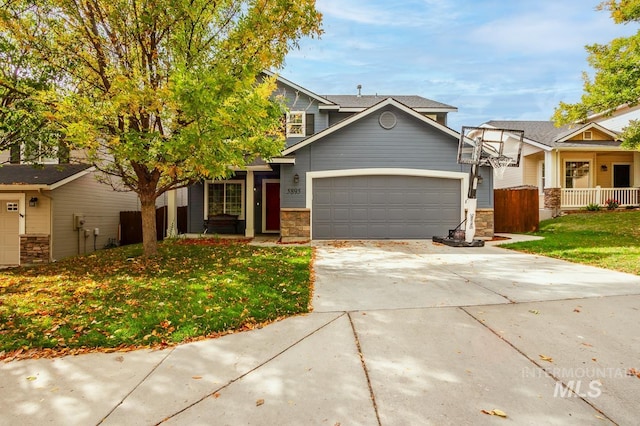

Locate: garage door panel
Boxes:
[350,208,368,221]
[313,175,461,239]
[351,192,368,204]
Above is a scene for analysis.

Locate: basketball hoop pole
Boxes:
[465,162,481,243]
[433,126,524,248]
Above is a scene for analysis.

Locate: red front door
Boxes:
[265,182,280,231]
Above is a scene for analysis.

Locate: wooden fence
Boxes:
[120,206,188,246]
[494,187,539,233]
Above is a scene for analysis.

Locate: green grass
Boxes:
[499,210,640,275]
[0,239,312,358]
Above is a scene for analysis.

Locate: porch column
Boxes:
[245,170,255,238]
[544,150,558,188]
[166,189,178,237]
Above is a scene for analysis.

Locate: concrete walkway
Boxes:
[2,237,640,425]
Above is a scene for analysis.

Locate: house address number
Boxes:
[286,188,301,195]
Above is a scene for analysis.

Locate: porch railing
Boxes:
[561,186,639,209]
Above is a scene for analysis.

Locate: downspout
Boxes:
[38,189,54,262]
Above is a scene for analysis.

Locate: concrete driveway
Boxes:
[2,238,640,425]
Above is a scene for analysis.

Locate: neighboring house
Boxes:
[180,73,497,242]
[482,120,640,218]
[0,159,140,267]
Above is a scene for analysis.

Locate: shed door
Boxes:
[312,175,461,239]
[0,200,20,265]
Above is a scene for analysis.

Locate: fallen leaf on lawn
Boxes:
[539,354,554,362]
[528,309,540,315]
[192,376,203,380]
[26,376,37,381]
[481,409,507,418]
[213,393,221,398]
[573,308,581,313]
[256,398,265,406]
[115,356,124,363]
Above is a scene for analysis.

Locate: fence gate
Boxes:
[494,186,539,233]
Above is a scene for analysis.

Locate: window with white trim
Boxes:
[583,131,593,140]
[206,181,244,219]
[565,161,590,188]
[286,111,305,137]
[7,202,18,212]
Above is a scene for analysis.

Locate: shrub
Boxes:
[585,203,601,211]
[605,199,619,210]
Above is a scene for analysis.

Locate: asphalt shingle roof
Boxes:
[485,120,570,147]
[0,164,92,185]
[323,95,457,110]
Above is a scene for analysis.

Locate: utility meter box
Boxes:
[73,213,86,230]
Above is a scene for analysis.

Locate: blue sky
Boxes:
[281,0,638,131]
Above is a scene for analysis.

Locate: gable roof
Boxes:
[321,95,457,113]
[264,70,337,107]
[484,120,620,149]
[0,164,93,190]
[554,122,620,143]
[282,97,460,156]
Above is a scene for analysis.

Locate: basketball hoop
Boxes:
[488,156,514,180]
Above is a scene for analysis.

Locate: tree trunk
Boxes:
[140,195,158,257]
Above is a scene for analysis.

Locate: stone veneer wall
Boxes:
[544,188,561,210]
[20,234,50,265]
[280,208,310,243]
[474,209,494,239]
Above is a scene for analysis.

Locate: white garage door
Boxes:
[312,175,461,239]
[0,200,20,265]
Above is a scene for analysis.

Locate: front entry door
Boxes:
[263,181,280,232]
[613,164,631,188]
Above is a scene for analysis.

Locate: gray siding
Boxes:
[282,106,493,209]
[274,80,330,147]
[188,183,204,233]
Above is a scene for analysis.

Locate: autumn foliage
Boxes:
[0,240,313,361]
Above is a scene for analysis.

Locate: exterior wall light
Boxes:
[293,173,299,184]
[601,164,608,172]
[29,197,38,207]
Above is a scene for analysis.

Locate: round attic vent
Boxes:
[379,111,397,130]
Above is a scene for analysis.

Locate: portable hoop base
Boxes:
[432,235,485,247]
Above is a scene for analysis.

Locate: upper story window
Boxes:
[286,111,305,137]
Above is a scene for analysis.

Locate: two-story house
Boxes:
[182,73,496,242]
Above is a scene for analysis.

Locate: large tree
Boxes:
[0,0,322,255]
[553,0,640,148]
[0,30,61,164]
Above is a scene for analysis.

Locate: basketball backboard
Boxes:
[458,126,525,168]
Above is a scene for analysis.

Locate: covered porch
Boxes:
[531,148,640,212]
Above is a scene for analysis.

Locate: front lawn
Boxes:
[0,239,313,360]
[499,210,640,275]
